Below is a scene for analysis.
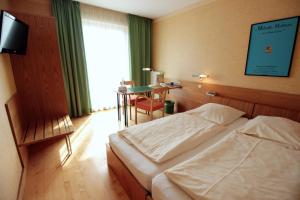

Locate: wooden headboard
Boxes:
[252,104,300,122]
[167,80,300,122]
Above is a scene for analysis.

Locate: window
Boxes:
[81,5,129,111]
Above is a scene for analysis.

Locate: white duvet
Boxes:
[165,132,300,200]
[118,113,224,163]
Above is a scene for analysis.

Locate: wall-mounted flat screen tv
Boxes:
[0,11,29,55]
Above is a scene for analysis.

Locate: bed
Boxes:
[107,96,254,199]
[152,105,300,200]
[106,90,300,200]
[109,117,247,190]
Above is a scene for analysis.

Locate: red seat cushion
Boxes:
[136,99,164,111]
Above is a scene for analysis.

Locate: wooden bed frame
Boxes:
[106,82,300,200]
[106,144,149,200]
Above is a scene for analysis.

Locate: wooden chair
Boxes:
[135,87,168,124]
[121,80,146,120]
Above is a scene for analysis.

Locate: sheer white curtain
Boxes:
[81,4,129,111]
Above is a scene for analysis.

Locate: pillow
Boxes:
[237,116,300,150]
[187,103,245,125]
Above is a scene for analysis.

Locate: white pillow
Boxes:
[237,116,300,150]
[187,103,245,125]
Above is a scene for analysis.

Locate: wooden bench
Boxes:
[5,94,74,157]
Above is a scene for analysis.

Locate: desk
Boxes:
[116,84,182,127]
[116,86,152,127]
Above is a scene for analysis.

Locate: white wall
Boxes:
[0,54,22,200]
[153,0,300,94]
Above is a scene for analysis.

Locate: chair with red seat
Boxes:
[122,80,145,120]
[135,87,168,124]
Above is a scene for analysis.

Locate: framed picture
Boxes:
[245,16,299,77]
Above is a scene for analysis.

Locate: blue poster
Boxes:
[245,16,299,77]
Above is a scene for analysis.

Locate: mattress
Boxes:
[109,117,248,191]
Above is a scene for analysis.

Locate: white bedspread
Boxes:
[165,133,300,200]
[118,113,224,163]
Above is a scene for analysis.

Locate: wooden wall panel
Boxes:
[253,104,300,122]
[9,12,68,121]
[167,80,300,113]
[1,0,52,17]
[202,83,300,111]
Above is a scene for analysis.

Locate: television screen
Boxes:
[0,11,29,55]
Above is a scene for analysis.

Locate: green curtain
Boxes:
[51,0,91,117]
[128,14,152,85]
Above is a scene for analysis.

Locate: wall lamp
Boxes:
[192,73,217,96]
[192,73,209,80]
[142,67,152,71]
[192,73,209,88]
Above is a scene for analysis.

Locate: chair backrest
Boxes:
[151,87,168,102]
[121,80,135,86]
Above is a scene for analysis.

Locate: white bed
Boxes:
[152,116,300,200]
[153,135,300,200]
[109,117,248,191]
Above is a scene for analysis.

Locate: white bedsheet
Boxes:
[109,118,248,191]
[152,173,192,200]
[118,113,224,163]
[165,133,300,200]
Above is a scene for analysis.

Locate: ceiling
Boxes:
[77,0,210,19]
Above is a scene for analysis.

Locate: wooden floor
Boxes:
[23,108,164,200]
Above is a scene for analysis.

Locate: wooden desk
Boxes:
[116,86,152,127]
[116,84,182,127]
